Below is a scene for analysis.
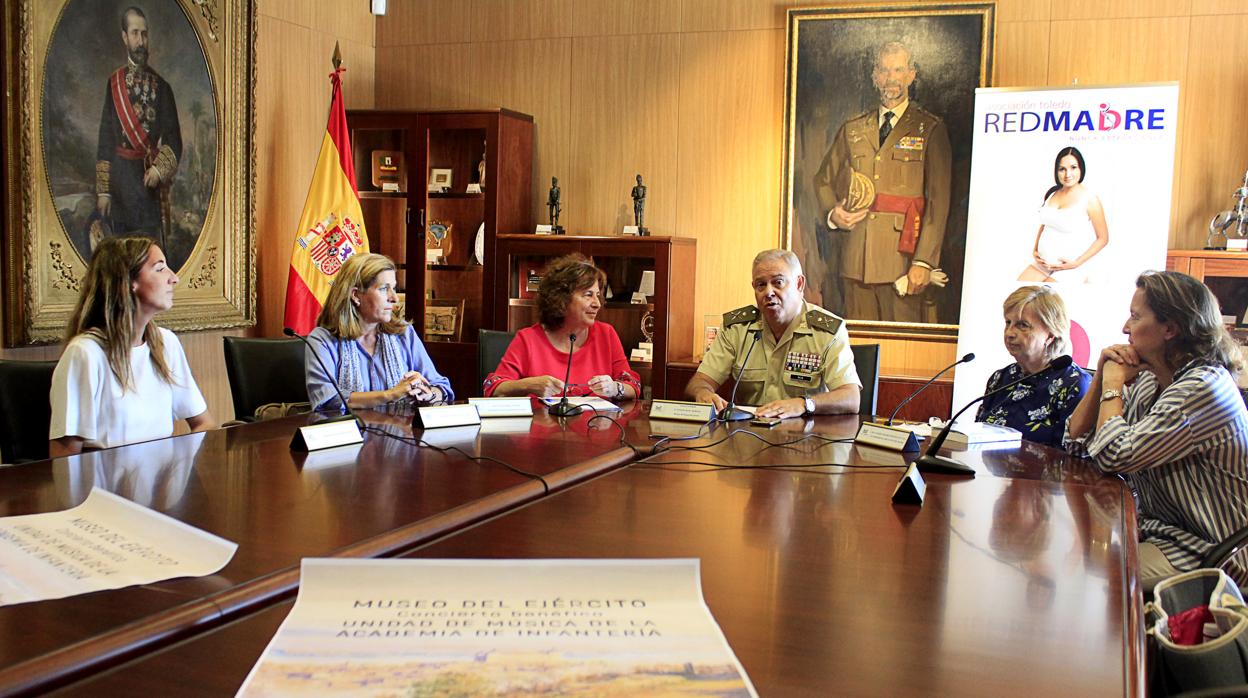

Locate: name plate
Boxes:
[622,225,640,236]
[891,463,927,505]
[854,422,920,452]
[468,397,534,418]
[290,418,364,452]
[535,224,554,235]
[413,403,483,430]
[649,399,715,423]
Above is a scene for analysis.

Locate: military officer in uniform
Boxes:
[814,41,951,323]
[686,249,860,419]
[96,5,182,250]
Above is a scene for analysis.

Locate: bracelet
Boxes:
[614,381,625,400]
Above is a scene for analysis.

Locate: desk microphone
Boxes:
[548,332,583,417]
[916,355,1073,475]
[719,328,761,422]
[887,352,975,425]
[283,327,363,428]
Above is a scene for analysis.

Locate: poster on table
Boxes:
[0,488,237,606]
[951,83,1180,412]
[237,558,756,697]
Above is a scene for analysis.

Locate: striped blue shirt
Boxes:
[1067,360,1248,584]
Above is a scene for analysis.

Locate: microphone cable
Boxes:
[361,425,551,495]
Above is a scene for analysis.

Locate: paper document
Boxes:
[538,395,622,412]
[0,488,237,606]
[238,558,756,697]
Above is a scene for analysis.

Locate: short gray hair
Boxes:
[752,249,802,277]
[874,41,914,70]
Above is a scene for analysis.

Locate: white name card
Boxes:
[466,183,482,194]
[854,422,920,453]
[535,224,554,235]
[413,403,482,429]
[290,418,364,452]
[622,225,640,236]
[468,397,534,418]
[649,400,715,423]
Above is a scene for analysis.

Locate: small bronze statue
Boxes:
[547,177,564,234]
[631,174,648,235]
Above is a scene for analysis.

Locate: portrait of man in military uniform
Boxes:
[41,0,217,272]
[783,8,993,330]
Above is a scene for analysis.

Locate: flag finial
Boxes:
[332,41,342,70]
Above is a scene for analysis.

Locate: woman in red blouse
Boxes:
[483,254,641,400]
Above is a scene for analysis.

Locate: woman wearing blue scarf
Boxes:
[305,253,453,412]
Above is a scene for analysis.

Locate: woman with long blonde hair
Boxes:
[305,253,452,411]
[49,237,215,456]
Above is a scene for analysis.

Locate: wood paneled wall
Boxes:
[8,0,1248,422]
[374,0,1248,377]
[0,1,376,423]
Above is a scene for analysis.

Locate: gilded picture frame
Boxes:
[781,2,994,339]
[2,0,256,346]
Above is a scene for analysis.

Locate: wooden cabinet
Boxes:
[347,109,533,397]
[492,235,696,399]
[1167,250,1248,342]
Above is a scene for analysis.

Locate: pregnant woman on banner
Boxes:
[1019,146,1109,283]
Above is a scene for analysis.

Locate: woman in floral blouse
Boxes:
[975,286,1090,448]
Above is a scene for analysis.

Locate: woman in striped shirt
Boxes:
[1067,271,1248,590]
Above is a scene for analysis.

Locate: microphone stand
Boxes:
[548,332,583,417]
[284,327,363,429]
[916,356,1073,476]
[887,352,975,426]
[719,329,761,422]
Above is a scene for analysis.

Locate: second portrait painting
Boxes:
[782,3,995,335]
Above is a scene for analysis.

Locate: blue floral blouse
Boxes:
[974,358,1091,448]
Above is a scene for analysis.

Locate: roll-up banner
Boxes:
[952,83,1180,412]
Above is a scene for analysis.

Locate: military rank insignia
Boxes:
[723,305,759,328]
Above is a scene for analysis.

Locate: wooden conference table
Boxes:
[44,408,1144,697]
[0,408,636,696]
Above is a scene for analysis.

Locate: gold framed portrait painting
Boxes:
[2,0,256,345]
[781,3,995,338]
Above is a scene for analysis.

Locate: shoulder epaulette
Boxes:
[723,305,758,328]
[805,308,843,335]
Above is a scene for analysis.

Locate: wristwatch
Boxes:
[1100,389,1123,403]
[803,396,816,415]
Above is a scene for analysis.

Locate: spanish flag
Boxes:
[283,63,368,335]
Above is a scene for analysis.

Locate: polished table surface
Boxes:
[0,408,636,696]
[54,409,1145,696]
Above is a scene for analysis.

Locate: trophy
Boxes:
[1208,170,1248,250]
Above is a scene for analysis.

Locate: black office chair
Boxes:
[850,343,880,416]
[0,359,58,464]
[478,329,517,396]
[222,336,309,422]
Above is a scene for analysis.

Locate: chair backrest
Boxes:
[222,337,308,422]
[0,359,58,464]
[478,329,517,395]
[850,343,880,416]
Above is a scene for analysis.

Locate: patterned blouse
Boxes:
[975,358,1091,448]
[1066,359,1248,584]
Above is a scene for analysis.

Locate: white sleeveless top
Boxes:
[1037,189,1098,281]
